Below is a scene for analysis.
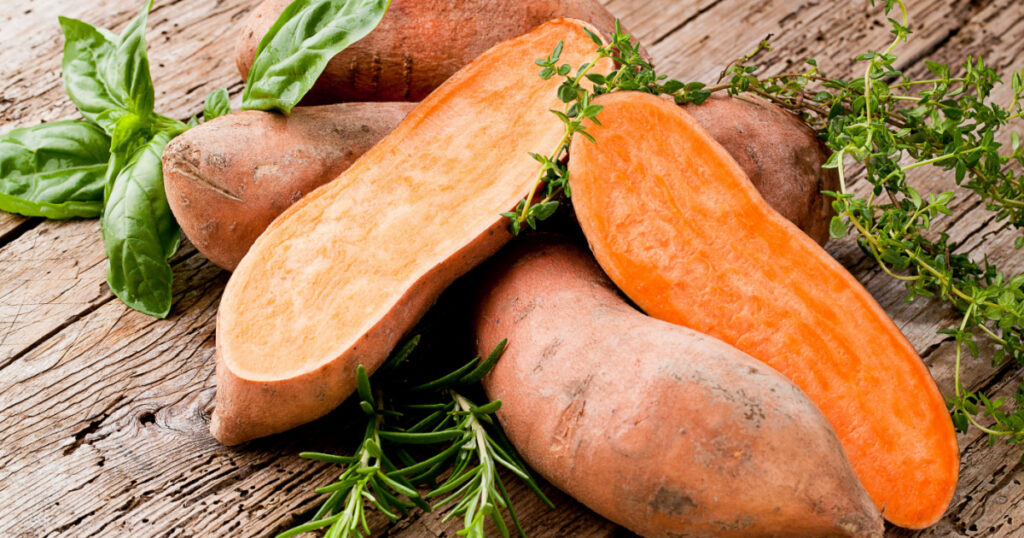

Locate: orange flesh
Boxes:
[568,91,959,529]
[218,19,610,381]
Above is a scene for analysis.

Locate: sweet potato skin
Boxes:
[211,19,613,446]
[162,103,414,271]
[567,91,959,529]
[684,96,838,245]
[235,0,621,103]
[475,237,883,538]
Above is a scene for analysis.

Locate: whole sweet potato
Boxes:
[475,237,883,537]
[162,102,414,271]
[684,95,839,245]
[235,0,622,103]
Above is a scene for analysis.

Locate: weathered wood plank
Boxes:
[0,0,1023,537]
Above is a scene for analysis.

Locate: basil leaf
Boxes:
[204,88,231,121]
[59,1,155,132]
[241,0,391,114]
[0,121,111,218]
[102,130,180,318]
[58,17,118,128]
[108,1,156,116]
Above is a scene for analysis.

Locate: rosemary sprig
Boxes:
[276,366,428,538]
[427,391,551,538]
[281,338,550,537]
[519,3,1024,442]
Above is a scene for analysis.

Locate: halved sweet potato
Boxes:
[567,91,959,529]
[235,0,622,103]
[211,19,613,445]
[475,236,883,537]
[163,103,414,271]
[685,96,838,245]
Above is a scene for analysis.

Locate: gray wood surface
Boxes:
[1,0,1022,536]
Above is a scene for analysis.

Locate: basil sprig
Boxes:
[242,0,391,114]
[53,1,189,318]
[0,121,110,219]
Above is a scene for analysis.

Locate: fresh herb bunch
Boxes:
[280,337,551,538]
[0,0,390,318]
[519,2,1024,442]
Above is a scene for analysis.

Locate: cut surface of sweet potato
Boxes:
[567,91,959,529]
[211,19,611,445]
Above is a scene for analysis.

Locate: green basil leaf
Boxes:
[102,130,180,318]
[203,88,231,121]
[108,1,156,116]
[59,1,155,131]
[58,17,119,128]
[0,120,111,218]
[241,0,391,114]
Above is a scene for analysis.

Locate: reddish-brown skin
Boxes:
[162,102,414,271]
[684,96,839,245]
[235,0,624,103]
[567,91,959,529]
[475,237,883,538]
[211,19,613,446]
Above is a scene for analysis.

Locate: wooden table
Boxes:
[1,0,1022,536]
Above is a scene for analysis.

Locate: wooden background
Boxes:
[1,0,1023,536]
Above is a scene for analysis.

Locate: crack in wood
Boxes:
[0,217,41,251]
[62,395,125,456]
[650,0,727,47]
[0,294,117,373]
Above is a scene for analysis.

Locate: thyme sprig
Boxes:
[518,3,1024,442]
[280,337,549,538]
[503,24,654,234]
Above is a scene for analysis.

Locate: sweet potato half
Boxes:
[567,91,959,529]
[211,19,612,445]
[162,102,414,271]
[475,237,883,537]
[236,0,621,103]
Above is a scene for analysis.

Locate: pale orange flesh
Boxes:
[567,91,959,529]
[212,19,612,444]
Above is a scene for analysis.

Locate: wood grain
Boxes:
[0,0,1022,536]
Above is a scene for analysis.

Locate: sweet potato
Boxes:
[162,102,414,271]
[475,236,883,537]
[235,0,621,103]
[210,19,613,445]
[685,96,838,245]
[567,91,959,529]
